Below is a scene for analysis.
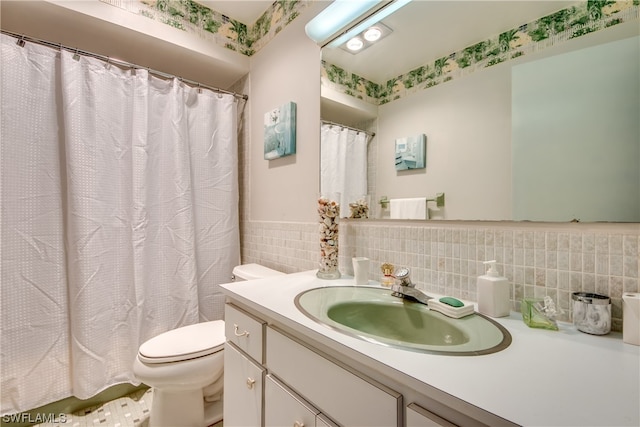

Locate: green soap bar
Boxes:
[439,297,464,307]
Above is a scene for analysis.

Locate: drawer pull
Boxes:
[246,377,256,389]
[234,324,250,337]
[293,422,304,427]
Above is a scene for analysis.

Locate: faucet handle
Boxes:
[395,267,413,287]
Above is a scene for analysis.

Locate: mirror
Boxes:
[320,1,639,222]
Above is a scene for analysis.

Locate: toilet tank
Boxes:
[232,263,285,281]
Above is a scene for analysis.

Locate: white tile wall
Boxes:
[241,219,639,332]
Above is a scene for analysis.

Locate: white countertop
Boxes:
[220,271,640,427]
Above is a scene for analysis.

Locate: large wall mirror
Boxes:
[319,1,639,222]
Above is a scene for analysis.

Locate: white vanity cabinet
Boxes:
[224,303,399,426]
[223,301,509,427]
[223,304,266,427]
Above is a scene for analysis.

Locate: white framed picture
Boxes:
[395,134,426,170]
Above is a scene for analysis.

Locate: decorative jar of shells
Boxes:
[317,194,340,279]
[349,195,370,219]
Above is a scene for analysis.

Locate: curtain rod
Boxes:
[321,120,376,138]
[2,30,249,101]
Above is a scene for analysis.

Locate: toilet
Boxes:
[133,263,284,427]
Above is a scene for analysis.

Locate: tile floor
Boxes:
[33,388,222,427]
[32,388,151,427]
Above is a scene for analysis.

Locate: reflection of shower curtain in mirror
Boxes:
[0,34,240,414]
[320,124,368,216]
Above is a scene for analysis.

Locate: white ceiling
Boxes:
[322,1,578,83]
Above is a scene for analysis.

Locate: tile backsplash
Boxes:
[241,219,639,332]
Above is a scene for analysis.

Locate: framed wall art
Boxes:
[395,134,426,170]
[264,101,297,160]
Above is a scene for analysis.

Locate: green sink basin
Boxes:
[295,286,511,355]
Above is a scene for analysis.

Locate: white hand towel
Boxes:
[390,197,427,219]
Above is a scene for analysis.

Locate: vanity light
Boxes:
[304,0,381,46]
[339,22,393,54]
[327,0,411,49]
[346,37,364,51]
[363,26,382,42]
[305,0,411,47]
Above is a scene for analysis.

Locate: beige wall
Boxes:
[247,2,327,223]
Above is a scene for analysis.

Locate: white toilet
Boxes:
[133,263,284,427]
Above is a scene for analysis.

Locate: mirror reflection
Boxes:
[320,120,373,218]
[320,1,639,222]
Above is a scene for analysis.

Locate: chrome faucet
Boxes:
[390,267,433,305]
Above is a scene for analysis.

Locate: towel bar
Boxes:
[379,193,445,208]
[428,193,445,208]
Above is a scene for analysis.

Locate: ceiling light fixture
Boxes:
[339,22,393,55]
[304,0,381,46]
[305,0,411,47]
[326,0,411,49]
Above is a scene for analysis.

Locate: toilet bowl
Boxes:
[133,263,284,427]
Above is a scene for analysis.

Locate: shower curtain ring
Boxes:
[16,35,25,47]
[73,48,80,61]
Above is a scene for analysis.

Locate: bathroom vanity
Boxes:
[220,271,639,426]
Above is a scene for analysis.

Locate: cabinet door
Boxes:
[223,342,265,427]
[406,403,458,427]
[265,374,319,427]
[266,326,401,426]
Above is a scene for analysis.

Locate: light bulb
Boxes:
[346,37,364,51]
[363,26,382,42]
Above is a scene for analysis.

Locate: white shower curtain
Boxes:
[0,34,240,414]
[320,124,368,216]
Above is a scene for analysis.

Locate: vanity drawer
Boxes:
[225,303,265,363]
[265,374,320,427]
[266,326,402,427]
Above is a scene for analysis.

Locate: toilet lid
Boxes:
[139,320,225,364]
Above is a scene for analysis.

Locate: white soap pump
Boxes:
[477,260,511,318]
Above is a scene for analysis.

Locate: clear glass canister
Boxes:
[317,194,340,279]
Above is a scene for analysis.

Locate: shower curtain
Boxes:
[0,34,240,414]
[320,123,368,216]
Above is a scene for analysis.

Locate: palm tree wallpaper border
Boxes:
[100,0,310,57]
[321,1,639,106]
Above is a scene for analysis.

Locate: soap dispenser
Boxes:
[477,260,510,317]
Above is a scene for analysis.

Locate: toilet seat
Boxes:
[139,320,225,364]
